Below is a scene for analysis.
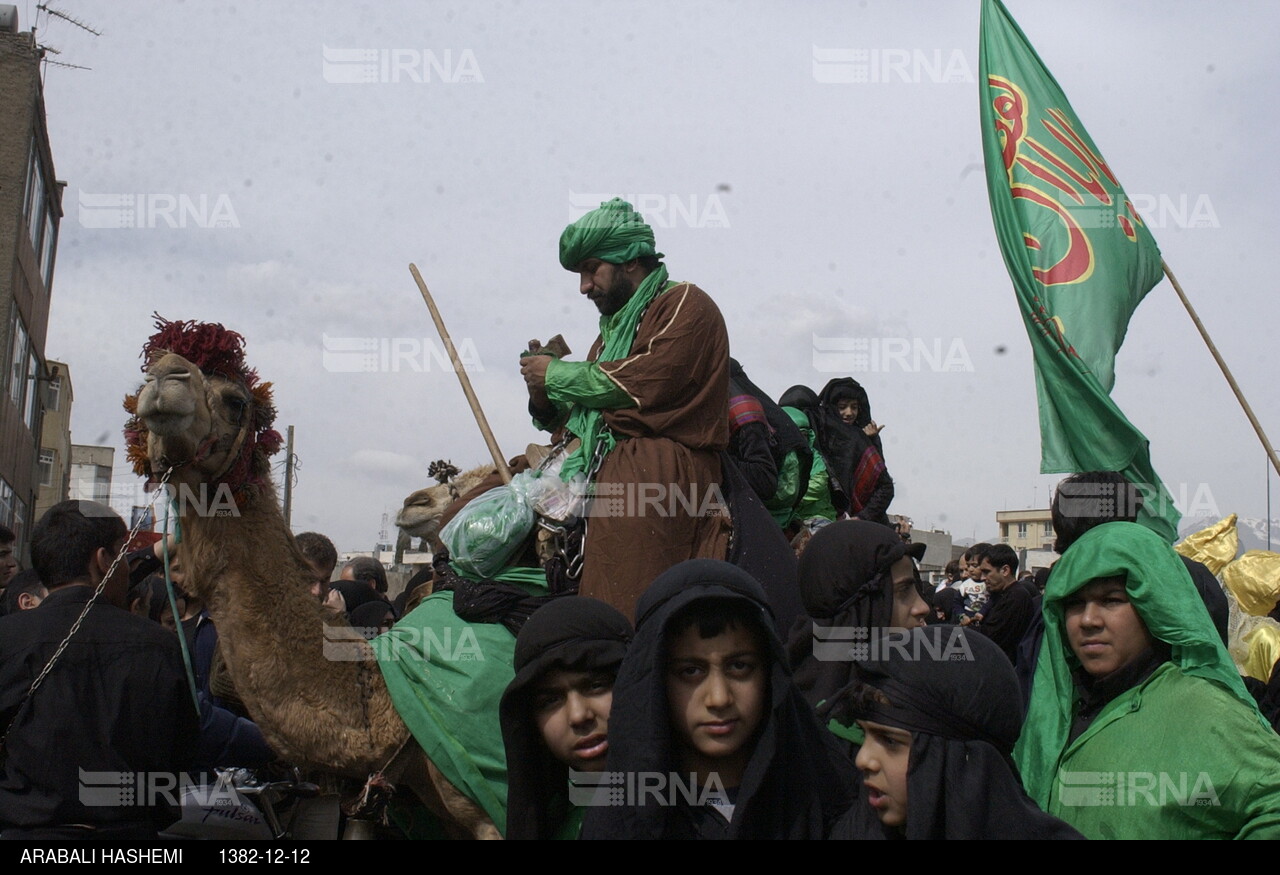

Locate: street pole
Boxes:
[283,424,295,527]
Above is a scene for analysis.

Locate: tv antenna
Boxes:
[37,4,100,36]
[33,4,100,73]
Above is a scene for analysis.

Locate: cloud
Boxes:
[345,449,427,481]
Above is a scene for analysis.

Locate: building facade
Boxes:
[996,508,1055,552]
[33,358,70,523]
[69,445,113,504]
[0,15,62,551]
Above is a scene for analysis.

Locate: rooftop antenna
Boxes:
[37,4,100,36]
[34,4,99,74]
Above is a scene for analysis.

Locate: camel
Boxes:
[124,316,500,839]
[394,460,495,555]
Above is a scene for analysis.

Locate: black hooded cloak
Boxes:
[499,596,633,840]
[813,378,894,524]
[828,627,1083,840]
[580,559,855,840]
[787,520,926,712]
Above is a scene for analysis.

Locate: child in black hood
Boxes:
[499,596,632,840]
[580,560,854,839]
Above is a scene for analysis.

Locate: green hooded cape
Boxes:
[1015,521,1264,808]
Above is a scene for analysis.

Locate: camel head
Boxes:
[125,315,283,504]
[395,462,494,552]
[395,483,454,550]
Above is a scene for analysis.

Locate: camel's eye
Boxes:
[225,396,248,424]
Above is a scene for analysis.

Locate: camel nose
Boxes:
[147,353,196,383]
[138,352,201,428]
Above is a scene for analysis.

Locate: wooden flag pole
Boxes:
[1163,259,1280,478]
[409,263,512,485]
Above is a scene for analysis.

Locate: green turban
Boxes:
[558,197,664,270]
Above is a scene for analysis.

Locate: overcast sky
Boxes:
[24,0,1280,551]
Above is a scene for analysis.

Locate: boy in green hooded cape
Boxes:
[1015,521,1280,839]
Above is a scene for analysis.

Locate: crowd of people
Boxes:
[1,198,1278,840]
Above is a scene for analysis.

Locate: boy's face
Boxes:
[1064,576,1154,678]
[304,557,335,601]
[855,720,912,829]
[888,555,930,629]
[666,621,767,785]
[531,668,615,772]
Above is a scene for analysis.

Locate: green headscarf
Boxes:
[555,199,670,480]
[558,198,664,270]
[1015,521,1262,805]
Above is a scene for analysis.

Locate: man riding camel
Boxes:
[519,197,731,619]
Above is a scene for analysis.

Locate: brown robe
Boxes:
[575,282,732,619]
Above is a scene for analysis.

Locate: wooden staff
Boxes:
[409,264,512,485]
[1163,259,1280,478]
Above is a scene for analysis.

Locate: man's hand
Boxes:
[521,353,555,414]
[520,353,552,391]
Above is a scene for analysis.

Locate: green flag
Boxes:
[979,0,1179,542]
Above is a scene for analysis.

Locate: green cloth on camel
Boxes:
[372,565,547,836]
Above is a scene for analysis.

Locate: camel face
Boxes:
[395,484,453,542]
[395,464,495,550]
[136,351,250,488]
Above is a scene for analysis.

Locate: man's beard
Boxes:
[596,271,637,316]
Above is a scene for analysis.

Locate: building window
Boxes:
[9,315,28,410]
[0,480,13,531]
[26,154,45,253]
[25,351,40,430]
[1043,522,1053,535]
[12,495,26,549]
[40,212,56,290]
[46,375,60,412]
[1017,522,1028,537]
[38,449,55,487]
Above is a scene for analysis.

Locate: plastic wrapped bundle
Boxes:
[440,471,537,579]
